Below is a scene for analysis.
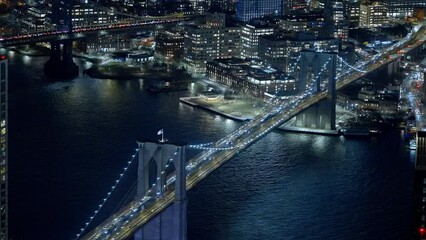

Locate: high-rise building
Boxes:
[360,1,388,28]
[343,0,360,29]
[49,0,73,31]
[184,13,240,74]
[278,11,326,38]
[236,0,282,22]
[258,32,339,71]
[240,22,274,59]
[324,0,348,41]
[0,55,8,240]
[72,4,117,27]
[206,58,297,98]
[20,7,49,31]
[156,31,185,59]
[386,0,426,18]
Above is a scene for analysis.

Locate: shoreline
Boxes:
[83,67,145,80]
[6,46,194,81]
[180,97,252,122]
[8,46,102,64]
[180,96,390,137]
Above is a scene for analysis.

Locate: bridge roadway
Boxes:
[80,23,426,240]
[0,15,190,47]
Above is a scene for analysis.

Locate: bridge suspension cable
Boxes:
[75,148,182,240]
[74,148,140,239]
[337,56,367,73]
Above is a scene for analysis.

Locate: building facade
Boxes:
[343,0,360,29]
[258,32,339,71]
[21,7,49,31]
[184,13,240,74]
[72,4,117,27]
[386,0,426,18]
[278,11,326,38]
[206,58,297,98]
[236,0,282,22]
[240,22,274,59]
[85,34,131,53]
[360,1,388,28]
[324,0,348,41]
[0,56,7,240]
[155,31,185,59]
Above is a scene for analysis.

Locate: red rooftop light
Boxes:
[0,56,6,60]
[420,226,425,235]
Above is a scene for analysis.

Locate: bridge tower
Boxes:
[44,0,78,78]
[285,51,338,132]
[134,141,187,240]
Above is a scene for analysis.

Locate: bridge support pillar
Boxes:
[387,60,400,80]
[135,142,187,240]
[44,40,78,79]
[286,51,337,132]
[294,97,336,130]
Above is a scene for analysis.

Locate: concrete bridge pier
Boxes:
[295,97,336,130]
[134,142,187,240]
[387,60,400,80]
[366,58,401,81]
[44,40,78,79]
[286,52,337,132]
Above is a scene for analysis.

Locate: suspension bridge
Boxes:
[0,14,191,48]
[76,23,426,240]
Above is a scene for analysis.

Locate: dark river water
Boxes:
[5,52,414,240]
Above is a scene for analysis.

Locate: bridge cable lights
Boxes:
[187,142,215,148]
[92,148,181,240]
[337,56,367,73]
[74,148,139,240]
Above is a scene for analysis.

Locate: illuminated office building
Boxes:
[236,0,282,22]
[184,13,240,74]
[386,0,426,18]
[240,22,274,59]
[278,11,326,38]
[324,0,348,41]
[360,1,388,28]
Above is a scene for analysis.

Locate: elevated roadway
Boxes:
[0,15,191,47]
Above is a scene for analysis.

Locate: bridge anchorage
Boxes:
[280,51,338,134]
[44,0,78,78]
